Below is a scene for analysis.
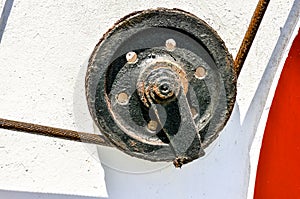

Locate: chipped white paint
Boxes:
[0,0,297,198]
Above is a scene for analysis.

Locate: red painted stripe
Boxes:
[254,29,300,198]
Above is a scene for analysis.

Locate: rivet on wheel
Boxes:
[126,51,138,64]
[117,92,129,105]
[165,39,176,51]
[195,66,207,79]
[147,120,158,132]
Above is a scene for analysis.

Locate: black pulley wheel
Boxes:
[86,8,237,167]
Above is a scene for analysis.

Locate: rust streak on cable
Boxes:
[0,118,113,147]
[234,0,270,76]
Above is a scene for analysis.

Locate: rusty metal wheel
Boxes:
[86,8,237,167]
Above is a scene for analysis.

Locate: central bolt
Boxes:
[149,68,179,103]
[159,83,170,95]
[137,59,188,107]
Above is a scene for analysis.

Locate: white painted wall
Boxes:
[0,0,298,198]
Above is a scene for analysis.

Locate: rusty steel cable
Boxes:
[0,0,270,147]
[0,117,113,147]
[234,0,270,76]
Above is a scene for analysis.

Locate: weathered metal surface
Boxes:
[86,8,237,167]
